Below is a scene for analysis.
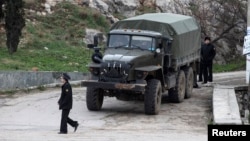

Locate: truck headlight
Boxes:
[89,67,100,76]
[136,71,148,79]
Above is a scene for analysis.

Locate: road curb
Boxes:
[212,85,242,125]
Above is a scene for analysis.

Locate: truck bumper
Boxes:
[81,80,146,92]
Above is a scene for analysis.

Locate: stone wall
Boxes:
[0,71,88,91]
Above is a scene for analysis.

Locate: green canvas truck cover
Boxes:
[110,13,201,61]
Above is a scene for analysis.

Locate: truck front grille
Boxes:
[99,61,130,82]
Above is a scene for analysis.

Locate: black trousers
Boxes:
[203,61,213,83]
[60,109,77,133]
[198,62,203,81]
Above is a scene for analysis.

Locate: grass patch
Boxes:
[213,56,246,73]
[0,90,17,95]
[0,1,110,72]
[37,85,46,91]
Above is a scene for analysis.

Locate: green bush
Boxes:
[213,56,246,73]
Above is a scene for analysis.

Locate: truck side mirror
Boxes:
[87,34,99,49]
[87,44,94,48]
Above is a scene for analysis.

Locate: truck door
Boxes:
[163,39,172,68]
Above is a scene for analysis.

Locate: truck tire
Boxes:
[144,79,162,115]
[184,67,194,99]
[86,87,104,111]
[169,70,186,103]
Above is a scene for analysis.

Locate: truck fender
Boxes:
[135,66,165,89]
[135,66,162,72]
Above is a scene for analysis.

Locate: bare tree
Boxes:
[169,0,246,62]
[186,0,246,42]
[172,0,246,44]
[208,0,246,43]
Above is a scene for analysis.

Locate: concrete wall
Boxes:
[0,71,89,91]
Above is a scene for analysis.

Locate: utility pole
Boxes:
[247,0,250,124]
[246,0,250,84]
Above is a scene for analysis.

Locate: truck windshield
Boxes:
[108,35,130,48]
[131,36,155,51]
[108,35,155,51]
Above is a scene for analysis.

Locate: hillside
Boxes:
[0,1,110,72]
[0,0,246,72]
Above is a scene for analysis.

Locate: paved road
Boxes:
[0,71,246,141]
[212,71,246,86]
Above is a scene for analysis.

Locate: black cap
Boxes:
[204,36,211,41]
[62,73,71,81]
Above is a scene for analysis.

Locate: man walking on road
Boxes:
[58,73,79,134]
[201,37,216,84]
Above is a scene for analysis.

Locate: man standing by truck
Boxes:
[201,37,216,84]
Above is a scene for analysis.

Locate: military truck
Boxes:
[82,13,201,115]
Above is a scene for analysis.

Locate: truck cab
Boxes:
[82,13,201,115]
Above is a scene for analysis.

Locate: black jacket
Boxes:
[58,82,72,110]
[201,43,216,62]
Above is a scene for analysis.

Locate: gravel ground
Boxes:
[0,71,246,141]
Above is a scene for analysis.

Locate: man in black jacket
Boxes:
[201,37,216,84]
[58,73,79,134]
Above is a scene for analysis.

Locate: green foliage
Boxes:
[0,90,16,95]
[0,41,92,71]
[23,0,44,10]
[0,1,109,72]
[37,85,46,91]
[213,56,246,73]
[207,118,214,125]
[113,13,126,20]
[5,0,25,54]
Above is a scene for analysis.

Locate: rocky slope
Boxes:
[29,0,246,65]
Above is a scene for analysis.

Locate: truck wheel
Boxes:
[144,79,162,115]
[184,67,194,99]
[169,70,186,103]
[86,87,104,111]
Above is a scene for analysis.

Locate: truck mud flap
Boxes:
[81,80,146,92]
